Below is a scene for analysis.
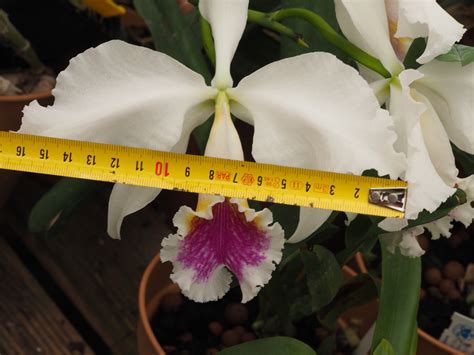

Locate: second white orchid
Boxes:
[335,0,474,256]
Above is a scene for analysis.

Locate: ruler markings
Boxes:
[0,132,406,218]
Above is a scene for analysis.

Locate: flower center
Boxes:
[204,91,244,161]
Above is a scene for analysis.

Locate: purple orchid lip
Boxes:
[177,198,270,283]
[160,196,285,303]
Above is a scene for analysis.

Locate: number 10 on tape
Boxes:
[0,132,407,218]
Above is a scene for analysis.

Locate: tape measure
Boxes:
[0,132,407,218]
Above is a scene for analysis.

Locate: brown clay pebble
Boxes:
[439,279,456,294]
[208,321,223,336]
[424,267,442,286]
[314,327,329,342]
[225,303,248,325]
[222,329,241,347]
[178,332,193,343]
[160,293,183,312]
[233,325,246,336]
[242,332,256,342]
[443,261,465,280]
[448,289,462,300]
[206,349,219,355]
[417,234,430,251]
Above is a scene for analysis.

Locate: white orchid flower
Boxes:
[19,0,405,302]
[335,0,474,256]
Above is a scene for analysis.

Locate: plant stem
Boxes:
[199,15,216,67]
[270,8,391,78]
[0,10,45,73]
[248,10,309,48]
[187,0,308,48]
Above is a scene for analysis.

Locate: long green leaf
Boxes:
[28,178,102,234]
[318,273,379,329]
[407,189,466,228]
[218,336,316,355]
[373,339,396,355]
[371,238,421,355]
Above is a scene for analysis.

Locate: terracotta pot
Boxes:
[137,254,380,355]
[0,91,53,207]
[354,253,463,355]
[137,253,172,355]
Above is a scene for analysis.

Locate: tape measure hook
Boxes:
[368,187,407,213]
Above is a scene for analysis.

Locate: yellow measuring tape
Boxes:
[0,132,407,218]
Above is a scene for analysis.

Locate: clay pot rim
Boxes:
[138,252,165,355]
[0,91,52,103]
[354,252,461,354]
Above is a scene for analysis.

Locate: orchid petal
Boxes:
[396,0,465,64]
[388,70,455,220]
[423,216,453,239]
[229,52,405,242]
[334,0,402,74]
[286,208,332,244]
[378,217,408,232]
[384,226,425,258]
[384,0,413,62]
[161,196,284,303]
[107,185,161,239]
[199,0,248,89]
[414,61,474,154]
[414,91,458,186]
[19,40,216,239]
[20,40,216,150]
[450,176,474,227]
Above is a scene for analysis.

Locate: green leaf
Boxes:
[318,273,379,329]
[280,0,352,65]
[301,246,343,310]
[453,143,474,176]
[436,44,474,66]
[373,339,396,355]
[316,334,336,355]
[218,336,316,355]
[336,215,382,265]
[403,38,426,70]
[371,237,421,355]
[28,178,102,234]
[271,204,300,239]
[133,0,210,80]
[407,189,466,228]
[259,269,295,335]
